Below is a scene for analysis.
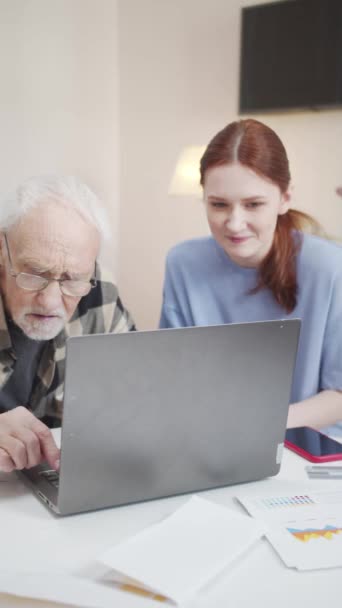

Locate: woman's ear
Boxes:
[0,234,5,267]
[279,185,292,216]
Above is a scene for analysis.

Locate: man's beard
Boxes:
[14,307,67,340]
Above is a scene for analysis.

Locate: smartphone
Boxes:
[285,427,342,463]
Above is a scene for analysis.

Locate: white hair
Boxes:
[0,175,111,243]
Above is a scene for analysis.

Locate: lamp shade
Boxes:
[168,145,206,196]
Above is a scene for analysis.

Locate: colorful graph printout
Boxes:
[237,489,342,569]
[287,525,342,543]
[260,495,315,509]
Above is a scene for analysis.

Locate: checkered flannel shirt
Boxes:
[0,269,135,427]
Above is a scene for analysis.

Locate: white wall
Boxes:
[0,0,120,274]
[1,0,341,327]
[118,0,342,329]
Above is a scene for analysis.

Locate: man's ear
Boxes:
[279,186,292,216]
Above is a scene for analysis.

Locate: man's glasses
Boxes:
[3,233,97,297]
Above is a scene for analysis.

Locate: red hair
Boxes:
[200,119,321,312]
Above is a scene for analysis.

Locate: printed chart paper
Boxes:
[236,489,342,570]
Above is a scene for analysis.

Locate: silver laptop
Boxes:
[18,320,300,515]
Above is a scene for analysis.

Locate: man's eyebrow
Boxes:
[17,258,91,280]
[65,271,91,280]
[17,257,50,273]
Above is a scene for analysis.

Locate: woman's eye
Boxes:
[212,201,227,208]
[246,201,262,209]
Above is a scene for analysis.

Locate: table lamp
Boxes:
[168,145,206,198]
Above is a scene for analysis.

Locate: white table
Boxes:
[0,434,341,608]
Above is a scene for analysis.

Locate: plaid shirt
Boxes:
[0,269,135,427]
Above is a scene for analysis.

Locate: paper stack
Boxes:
[98,495,266,605]
[236,488,342,570]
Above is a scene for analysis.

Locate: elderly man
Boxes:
[0,176,134,473]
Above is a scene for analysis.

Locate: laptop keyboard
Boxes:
[39,469,60,488]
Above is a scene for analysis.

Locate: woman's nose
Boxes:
[225,208,246,231]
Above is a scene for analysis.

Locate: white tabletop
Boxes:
[0,432,341,608]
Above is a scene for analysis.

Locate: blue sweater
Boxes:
[160,234,342,435]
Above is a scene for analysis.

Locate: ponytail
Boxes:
[251,209,323,312]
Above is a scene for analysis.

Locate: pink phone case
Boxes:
[285,438,342,463]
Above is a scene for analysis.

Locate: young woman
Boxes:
[160,119,342,433]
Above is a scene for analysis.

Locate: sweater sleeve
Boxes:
[159,253,189,328]
[320,268,342,391]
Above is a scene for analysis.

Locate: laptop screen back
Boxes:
[57,320,300,514]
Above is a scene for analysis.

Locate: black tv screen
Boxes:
[239,0,342,113]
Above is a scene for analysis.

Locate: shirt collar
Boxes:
[0,293,13,352]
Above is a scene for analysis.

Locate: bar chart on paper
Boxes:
[238,490,342,517]
[236,490,342,569]
[259,495,315,509]
[287,524,342,542]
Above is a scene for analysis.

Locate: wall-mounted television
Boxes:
[239,0,342,113]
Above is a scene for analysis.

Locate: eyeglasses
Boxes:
[3,233,97,297]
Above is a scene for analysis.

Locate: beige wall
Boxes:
[0,0,120,274]
[118,0,342,329]
[1,1,341,328]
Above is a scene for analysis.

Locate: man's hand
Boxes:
[0,407,60,473]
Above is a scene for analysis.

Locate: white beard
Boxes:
[14,308,66,340]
